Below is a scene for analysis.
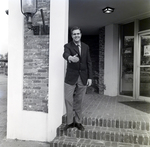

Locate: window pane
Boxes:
[139,17,150,32]
[140,67,150,97]
[120,22,134,96]
[141,36,150,65]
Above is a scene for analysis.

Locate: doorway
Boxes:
[138,32,150,101]
[120,18,150,100]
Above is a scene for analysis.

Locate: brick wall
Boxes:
[99,27,105,94]
[82,32,105,94]
[82,35,99,93]
[23,0,50,113]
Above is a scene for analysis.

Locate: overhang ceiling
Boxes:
[69,0,150,35]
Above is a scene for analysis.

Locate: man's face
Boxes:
[71,29,82,43]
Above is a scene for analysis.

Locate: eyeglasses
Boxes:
[72,33,81,35]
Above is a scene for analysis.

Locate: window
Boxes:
[120,22,134,96]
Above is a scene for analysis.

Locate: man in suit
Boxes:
[63,26,93,131]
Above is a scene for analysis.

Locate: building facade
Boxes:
[7,0,150,142]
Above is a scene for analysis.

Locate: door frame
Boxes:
[137,30,150,102]
[119,20,150,100]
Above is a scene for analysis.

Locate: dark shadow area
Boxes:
[120,91,133,96]
[119,101,150,114]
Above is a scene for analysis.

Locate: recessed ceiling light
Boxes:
[102,7,115,14]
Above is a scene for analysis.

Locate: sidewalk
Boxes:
[0,74,50,147]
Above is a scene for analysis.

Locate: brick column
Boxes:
[99,27,105,94]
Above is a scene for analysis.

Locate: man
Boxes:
[63,26,93,131]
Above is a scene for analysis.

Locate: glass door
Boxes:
[138,33,150,100]
[119,22,134,97]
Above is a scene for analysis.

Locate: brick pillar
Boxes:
[99,27,105,94]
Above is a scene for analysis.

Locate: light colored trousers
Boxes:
[64,76,87,124]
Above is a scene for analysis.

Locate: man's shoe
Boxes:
[64,123,74,131]
[75,123,85,131]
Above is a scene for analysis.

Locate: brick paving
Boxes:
[82,94,150,123]
[51,94,150,146]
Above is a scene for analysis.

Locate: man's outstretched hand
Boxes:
[68,54,79,63]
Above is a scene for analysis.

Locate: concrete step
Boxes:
[50,136,149,147]
[56,124,150,146]
[62,115,150,132]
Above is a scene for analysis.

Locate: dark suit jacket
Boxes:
[63,41,93,85]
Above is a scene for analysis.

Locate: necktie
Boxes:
[77,45,81,55]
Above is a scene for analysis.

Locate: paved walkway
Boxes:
[82,94,150,123]
[0,74,7,144]
[52,93,150,147]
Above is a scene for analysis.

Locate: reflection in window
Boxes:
[120,22,134,96]
[140,67,150,97]
[141,36,150,65]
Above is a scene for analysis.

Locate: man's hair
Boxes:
[70,26,82,35]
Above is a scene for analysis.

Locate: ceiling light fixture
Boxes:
[102,7,114,14]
